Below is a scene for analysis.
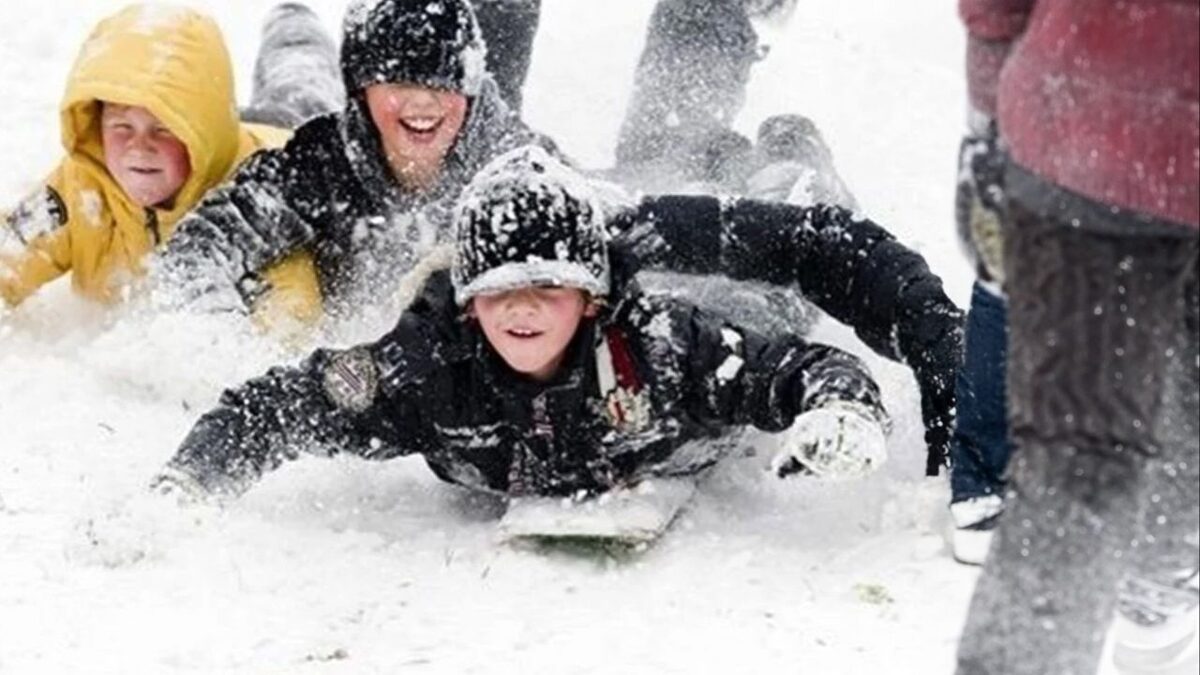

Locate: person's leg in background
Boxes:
[955,171,1200,675]
[472,0,542,114]
[614,0,760,188]
[948,118,1012,565]
[1112,268,1200,675]
[242,3,345,129]
[948,280,1011,564]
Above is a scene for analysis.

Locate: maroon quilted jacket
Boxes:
[961,0,1199,227]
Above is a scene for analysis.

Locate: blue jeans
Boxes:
[949,281,1011,504]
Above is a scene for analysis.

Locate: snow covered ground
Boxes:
[1,1,988,673]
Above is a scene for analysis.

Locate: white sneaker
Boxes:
[952,526,996,566]
[949,495,1004,566]
[1112,607,1200,675]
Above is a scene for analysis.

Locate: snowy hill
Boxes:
[0,1,984,673]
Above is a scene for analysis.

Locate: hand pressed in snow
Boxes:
[148,466,212,507]
[70,471,217,569]
[772,402,888,480]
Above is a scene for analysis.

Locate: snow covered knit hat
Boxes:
[453,146,610,305]
[341,0,486,96]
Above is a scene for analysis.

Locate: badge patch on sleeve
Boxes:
[7,186,68,244]
[322,347,379,412]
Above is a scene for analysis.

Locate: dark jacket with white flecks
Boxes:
[613,195,963,476]
[155,76,557,317]
[154,0,557,317]
[166,259,885,499]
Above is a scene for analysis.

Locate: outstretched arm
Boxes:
[678,303,890,478]
[618,195,963,475]
[161,272,460,497]
[152,146,323,312]
[163,344,411,497]
[678,302,886,432]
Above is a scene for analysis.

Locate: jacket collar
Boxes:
[336,77,522,214]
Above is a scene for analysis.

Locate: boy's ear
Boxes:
[583,301,600,318]
[464,299,477,319]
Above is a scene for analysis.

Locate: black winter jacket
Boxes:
[614,196,964,475]
[155,77,556,316]
[167,264,885,498]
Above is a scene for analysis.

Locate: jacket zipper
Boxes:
[145,209,161,246]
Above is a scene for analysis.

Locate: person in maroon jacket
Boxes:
[953,2,1199,674]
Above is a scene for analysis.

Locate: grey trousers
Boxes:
[954,167,1200,675]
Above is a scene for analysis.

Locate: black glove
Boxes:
[159,409,257,499]
[919,370,957,477]
[910,309,964,476]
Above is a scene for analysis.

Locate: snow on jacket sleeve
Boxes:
[619,195,963,474]
[676,301,887,433]
[153,136,325,310]
[164,281,451,495]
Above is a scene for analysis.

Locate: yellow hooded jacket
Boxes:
[0,4,320,326]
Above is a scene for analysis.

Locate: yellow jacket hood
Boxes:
[4,4,319,331]
[60,3,241,218]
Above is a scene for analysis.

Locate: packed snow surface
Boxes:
[1,1,990,673]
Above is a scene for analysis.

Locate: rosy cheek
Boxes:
[163,140,190,173]
[366,96,398,136]
[374,100,397,123]
[103,132,128,154]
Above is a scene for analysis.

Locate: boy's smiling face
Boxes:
[100,103,191,209]
[365,82,468,192]
[471,286,598,382]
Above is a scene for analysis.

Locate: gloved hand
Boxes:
[772,402,888,480]
[148,466,212,507]
[917,324,963,477]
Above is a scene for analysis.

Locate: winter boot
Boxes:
[746,114,857,209]
[1112,606,1200,674]
[242,2,345,128]
[950,494,1004,566]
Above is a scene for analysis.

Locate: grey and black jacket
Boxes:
[614,195,964,476]
[155,74,557,317]
[167,259,885,499]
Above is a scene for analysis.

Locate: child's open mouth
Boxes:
[506,328,543,340]
[399,116,444,141]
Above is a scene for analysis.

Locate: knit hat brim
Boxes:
[455,259,608,306]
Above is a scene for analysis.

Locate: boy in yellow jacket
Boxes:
[0,3,341,328]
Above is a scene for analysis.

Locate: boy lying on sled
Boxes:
[153,148,890,539]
